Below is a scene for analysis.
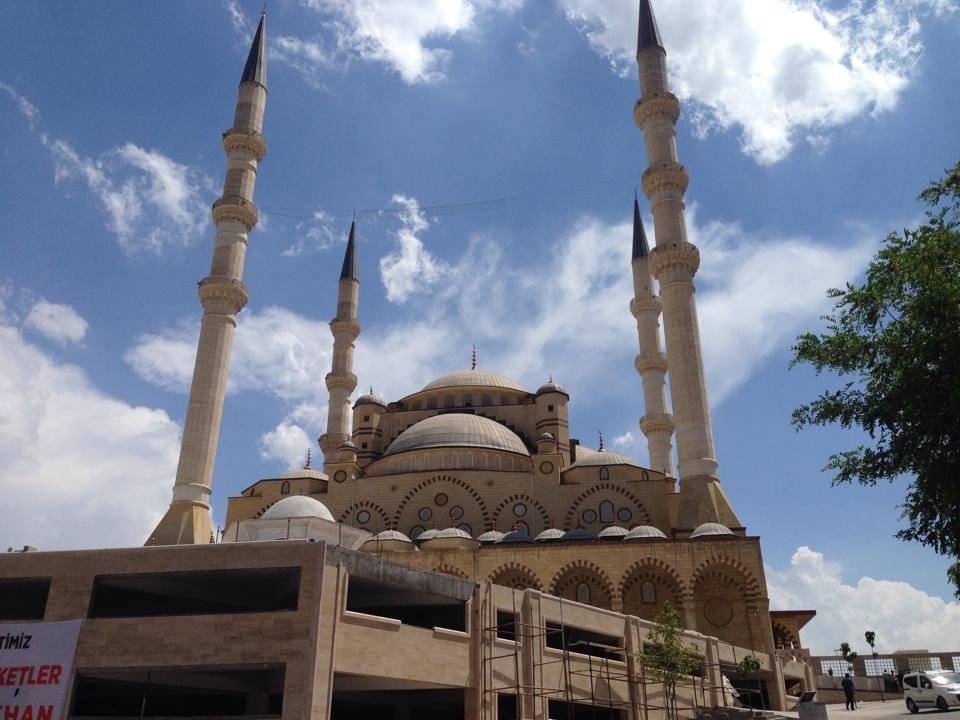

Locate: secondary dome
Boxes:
[535,528,564,542]
[355,391,386,407]
[598,526,629,540]
[476,530,505,544]
[384,414,530,456]
[422,369,525,393]
[690,522,735,539]
[536,379,568,395]
[275,467,328,481]
[624,525,668,540]
[569,447,641,468]
[261,496,334,522]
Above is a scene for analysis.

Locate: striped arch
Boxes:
[691,556,763,605]
[392,474,492,529]
[488,562,544,592]
[564,482,651,530]
[337,500,390,531]
[434,564,469,579]
[549,560,615,610]
[772,620,798,649]
[492,494,552,533]
[618,558,688,603]
[253,502,274,518]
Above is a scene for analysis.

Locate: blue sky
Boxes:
[2,0,959,654]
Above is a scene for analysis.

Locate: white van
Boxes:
[903,671,960,713]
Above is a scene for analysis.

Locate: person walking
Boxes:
[842,673,857,710]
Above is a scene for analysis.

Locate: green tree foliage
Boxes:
[791,161,960,596]
[865,631,876,653]
[643,602,702,720]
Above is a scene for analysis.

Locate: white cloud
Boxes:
[613,430,635,448]
[378,195,447,303]
[3,82,212,254]
[0,321,181,551]
[559,0,949,163]
[282,208,342,257]
[260,420,313,466]
[768,547,960,655]
[24,300,89,345]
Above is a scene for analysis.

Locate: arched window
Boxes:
[410,526,425,540]
[409,456,417,472]
[445,394,455,408]
[640,580,657,604]
[464,393,473,407]
[423,454,431,470]
[280,481,290,495]
[513,520,529,535]
[575,582,591,605]
[437,453,444,469]
[499,395,508,405]
[458,523,472,536]
[495,455,501,470]
[428,396,438,409]
[465,452,474,468]
[451,452,459,468]
[388,459,396,473]
[479,453,488,469]
[599,500,615,523]
[508,457,514,471]
[481,393,492,406]
[599,467,609,481]
[414,400,422,410]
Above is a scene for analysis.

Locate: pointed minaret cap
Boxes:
[340,220,359,281]
[637,0,664,54]
[632,194,649,259]
[241,11,267,89]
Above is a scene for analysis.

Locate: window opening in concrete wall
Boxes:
[0,577,50,621]
[548,698,620,719]
[953,657,960,672]
[88,568,300,618]
[599,500,614,523]
[575,582,591,604]
[864,658,896,676]
[545,622,624,662]
[496,610,518,641]
[497,693,518,720]
[280,481,290,495]
[820,660,852,676]
[70,664,285,719]
[640,581,656,605]
[345,576,466,631]
[908,657,942,671]
[599,467,609,481]
[331,676,463,720]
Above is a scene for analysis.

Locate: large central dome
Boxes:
[384,413,530,456]
[421,369,525,393]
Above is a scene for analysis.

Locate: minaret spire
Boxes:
[148,17,269,545]
[630,195,675,477]
[633,0,739,531]
[320,223,361,464]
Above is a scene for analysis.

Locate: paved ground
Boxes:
[819,700,960,720]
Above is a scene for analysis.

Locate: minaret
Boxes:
[633,0,740,531]
[630,195,675,477]
[319,221,360,464]
[147,14,268,545]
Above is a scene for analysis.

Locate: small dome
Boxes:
[420,527,480,551]
[384,413,530,457]
[535,528,564,542]
[338,439,357,450]
[422,369,525,393]
[536,380,568,395]
[476,530,505,544]
[562,527,596,541]
[539,432,555,441]
[261,496,334,522]
[416,528,440,542]
[569,447,641,468]
[434,527,473,540]
[598,526,629,540]
[624,525,668,540]
[370,529,413,543]
[275,467,328,481]
[690,522,735,539]
[496,529,533,544]
[355,392,386,408]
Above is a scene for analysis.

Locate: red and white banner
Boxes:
[0,620,81,720]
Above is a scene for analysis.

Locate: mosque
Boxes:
[1,3,817,718]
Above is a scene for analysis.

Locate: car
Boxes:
[903,671,960,713]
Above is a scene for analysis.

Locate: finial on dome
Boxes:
[598,431,605,452]
[304,449,312,469]
[471,345,478,370]
[548,373,553,383]
[369,386,374,394]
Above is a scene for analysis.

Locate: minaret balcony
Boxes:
[633,92,680,128]
[212,195,259,231]
[198,275,249,313]
[222,128,267,161]
[641,162,689,199]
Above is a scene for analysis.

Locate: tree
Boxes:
[791,161,960,597]
[643,602,702,720]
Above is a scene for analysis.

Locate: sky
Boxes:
[1,0,959,656]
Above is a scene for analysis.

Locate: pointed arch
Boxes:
[492,494,552,534]
[392,474,492,531]
[433,564,469,580]
[691,555,763,603]
[337,500,390,530]
[564,482,651,530]
[549,560,614,610]
[488,562,544,592]
[619,559,686,623]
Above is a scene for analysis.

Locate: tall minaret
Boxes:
[319,221,360,464]
[630,195,675,477]
[147,15,268,545]
[633,0,740,531]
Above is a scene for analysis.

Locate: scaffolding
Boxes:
[478,589,750,720]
